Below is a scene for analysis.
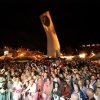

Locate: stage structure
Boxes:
[40,11,60,57]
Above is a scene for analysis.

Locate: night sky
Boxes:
[0,1,100,53]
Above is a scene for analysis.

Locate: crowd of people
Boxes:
[0,58,100,100]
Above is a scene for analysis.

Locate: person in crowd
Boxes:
[24,78,37,100]
[0,74,6,83]
[52,73,60,85]
[56,67,61,75]
[96,73,100,80]
[36,75,44,100]
[0,74,6,100]
[37,75,44,92]
[86,88,96,100]
[76,73,81,82]
[43,72,48,82]
[94,87,100,100]
[6,79,13,100]
[21,73,30,88]
[71,73,77,90]
[11,76,22,100]
[85,78,94,89]
[22,80,29,100]
[42,77,53,100]
[60,81,71,100]
[72,83,86,100]
[31,71,37,82]
[52,82,61,100]
[78,80,87,98]
[96,79,100,87]
[24,69,30,78]
[90,75,97,90]
[70,93,79,100]
[6,71,11,82]
[82,66,89,79]
[10,68,15,77]
[12,75,16,84]
[54,68,59,76]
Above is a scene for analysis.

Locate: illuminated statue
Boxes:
[40,11,60,57]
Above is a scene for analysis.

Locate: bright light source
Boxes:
[60,53,63,56]
[4,51,9,56]
[66,56,74,60]
[60,56,74,60]
[48,56,52,58]
[79,53,86,58]
[91,52,95,56]
[20,53,24,57]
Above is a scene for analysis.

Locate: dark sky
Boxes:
[0,1,100,53]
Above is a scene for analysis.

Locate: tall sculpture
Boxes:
[40,11,60,57]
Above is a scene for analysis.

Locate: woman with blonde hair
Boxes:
[96,79,100,87]
[94,87,100,100]
[36,75,44,100]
